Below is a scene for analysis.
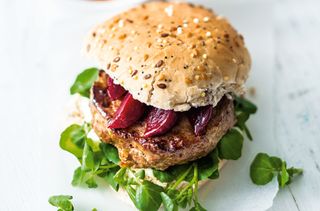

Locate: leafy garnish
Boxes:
[60,122,119,189]
[48,195,74,211]
[250,153,303,187]
[234,96,257,140]
[70,67,99,98]
[217,129,243,160]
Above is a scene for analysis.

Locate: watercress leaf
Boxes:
[234,96,257,114]
[270,156,282,170]
[250,153,275,185]
[86,138,100,152]
[278,161,289,188]
[135,170,146,180]
[99,166,120,191]
[153,169,174,183]
[48,195,74,211]
[160,192,178,211]
[218,129,243,160]
[135,180,164,211]
[71,167,85,186]
[82,141,95,171]
[100,142,120,164]
[197,155,218,180]
[60,124,85,159]
[208,170,219,179]
[189,202,207,211]
[287,167,303,177]
[70,67,99,98]
[125,186,138,208]
[113,168,127,185]
[85,177,98,188]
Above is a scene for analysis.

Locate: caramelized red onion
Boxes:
[144,108,178,138]
[187,105,213,136]
[107,77,127,100]
[93,72,215,136]
[108,93,146,129]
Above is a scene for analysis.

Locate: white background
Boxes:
[0,0,319,210]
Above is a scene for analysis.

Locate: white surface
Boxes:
[0,0,319,211]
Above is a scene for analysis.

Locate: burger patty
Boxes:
[90,74,236,170]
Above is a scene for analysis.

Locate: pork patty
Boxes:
[90,73,236,170]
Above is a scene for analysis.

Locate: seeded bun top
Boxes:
[85,1,251,111]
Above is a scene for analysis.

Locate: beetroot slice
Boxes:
[108,93,145,129]
[187,105,213,136]
[107,77,127,100]
[144,108,178,138]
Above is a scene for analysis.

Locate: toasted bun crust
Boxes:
[85,1,251,111]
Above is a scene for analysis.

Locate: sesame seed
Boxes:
[224,76,229,81]
[113,56,120,62]
[155,60,164,68]
[134,46,138,51]
[183,19,188,24]
[144,74,151,79]
[177,27,183,35]
[118,34,127,40]
[133,75,138,80]
[157,83,167,89]
[157,38,162,43]
[143,84,148,88]
[193,18,199,24]
[183,23,188,28]
[195,75,200,80]
[206,31,212,37]
[118,19,124,27]
[110,64,118,72]
[161,33,169,37]
[203,54,208,59]
[144,54,149,61]
[162,39,167,44]
[201,92,206,97]
[131,70,138,76]
[129,67,133,74]
[232,58,237,63]
[108,46,114,50]
[131,30,136,35]
[203,16,210,22]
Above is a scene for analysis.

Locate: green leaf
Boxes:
[197,154,218,180]
[135,180,164,211]
[70,67,99,98]
[60,124,85,159]
[113,168,127,185]
[250,153,275,185]
[85,177,98,188]
[234,96,257,114]
[48,195,74,211]
[278,161,289,188]
[82,141,96,171]
[160,192,178,211]
[71,167,85,186]
[100,166,120,191]
[270,156,282,170]
[218,129,243,160]
[125,185,138,208]
[135,170,146,180]
[189,201,207,211]
[92,209,98,211]
[153,169,174,183]
[100,142,120,164]
[287,167,303,177]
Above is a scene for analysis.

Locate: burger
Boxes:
[60,1,257,211]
